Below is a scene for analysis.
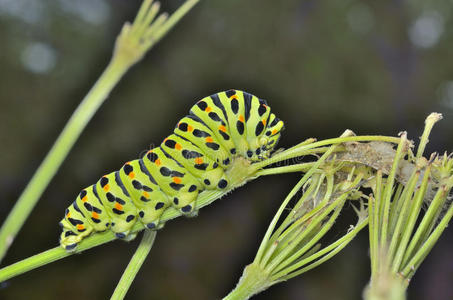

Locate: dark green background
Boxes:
[1,0,453,299]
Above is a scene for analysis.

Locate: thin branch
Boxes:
[110,231,157,300]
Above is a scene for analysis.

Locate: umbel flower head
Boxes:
[365,113,453,300]
[224,133,369,300]
[224,113,453,300]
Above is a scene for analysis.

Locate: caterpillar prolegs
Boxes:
[59,90,284,251]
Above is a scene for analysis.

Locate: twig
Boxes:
[110,230,157,300]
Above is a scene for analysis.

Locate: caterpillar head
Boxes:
[258,114,285,159]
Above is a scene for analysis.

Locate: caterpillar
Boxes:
[59,89,284,251]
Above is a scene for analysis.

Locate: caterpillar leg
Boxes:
[120,232,138,241]
[171,189,199,215]
[138,198,171,230]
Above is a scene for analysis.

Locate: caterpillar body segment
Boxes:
[143,147,202,213]
[59,90,284,251]
[189,93,237,159]
[174,115,231,168]
[160,134,228,189]
[120,160,171,229]
[221,90,250,159]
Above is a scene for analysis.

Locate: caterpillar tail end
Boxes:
[59,227,81,252]
[59,219,91,252]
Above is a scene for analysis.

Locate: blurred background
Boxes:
[1,0,453,299]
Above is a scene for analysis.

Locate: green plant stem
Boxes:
[364,273,407,300]
[0,188,219,283]
[264,192,344,274]
[401,188,453,277]
[416,113,442,159]
[391,167,430,272]
[0,226,118,283]
[401,185,447,266]
[151,0,199,42]
[369,170,382,280]
[223,217,368,300]
[0,57,128,263]
[259,175,321,266]
[279,217,368,280]
[387,183,405,234]
[253,135,401,170]
[110,230,157,300]
[380,133,407,248]
[272,201,344,274]
[386,171,420,262]
[0,0,199,263]
[254,132,348,265]
[255,163,315,176]
[223,263,272,300]
[368,194,378,279]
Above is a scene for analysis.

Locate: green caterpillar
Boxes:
[59,90,284,251]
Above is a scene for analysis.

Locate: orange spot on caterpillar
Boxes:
[205,106,212,112]
[230,95,238,100]
[92,211,99,219]
[187,125,194,132]
[143,191,150,198]
[81,196,88,202]
[262,119,267,126]
[76,224,84,230]
[155,159,161,166]
[219,125,227,132]
[205,137,214,143]
[194,157,203,164]
[175,143,182,150]
[272,129,278,135]
[172,177,182,184]
[128,172,135,179]
[66,212,71,218]
[114,203,123,211]
[239,115,245,122]
[103,184,110,192]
